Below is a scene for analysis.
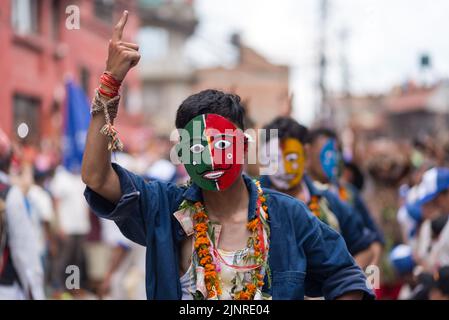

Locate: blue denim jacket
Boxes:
[340,183,385,244]
[260,175,377,256]
[84,164,374,300]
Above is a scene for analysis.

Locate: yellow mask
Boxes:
[270,138,305,190]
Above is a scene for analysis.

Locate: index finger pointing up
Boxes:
[112,10,129,42]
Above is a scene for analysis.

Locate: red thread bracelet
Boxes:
[98,86,118,98]
[98,72,122,98]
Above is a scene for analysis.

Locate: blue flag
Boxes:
[63,80,91,173]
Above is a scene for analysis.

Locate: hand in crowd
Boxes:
[106,11,140,82]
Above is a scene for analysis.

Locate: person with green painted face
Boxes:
[81,11,373,300]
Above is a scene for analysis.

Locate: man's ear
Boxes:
[243,133,254,153]
[304,143,311,156]
[175,143,183,162]
[304,143,313,167]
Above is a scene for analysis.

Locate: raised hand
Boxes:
[105,11,141,81]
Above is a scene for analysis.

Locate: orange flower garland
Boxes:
[192,202,221,298]
[338,186,349,202]
[190,180,270,300]
[309,195,321,218]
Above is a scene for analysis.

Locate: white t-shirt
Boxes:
[145,159,176,182]
[4,185,45,299]
[26,184,55,256]
[429,218,449,269]
[101,219,146,300]
[27,185,54,224]
[50,167,91,235]
[397,206,418,245]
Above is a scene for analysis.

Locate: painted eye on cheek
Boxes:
[214,140,231,150]
[325,151,334,161]
[285,153,298,162]
[190,144,205,154]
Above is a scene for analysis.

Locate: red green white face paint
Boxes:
[176,114,245,191]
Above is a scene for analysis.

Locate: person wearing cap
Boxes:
[0,129,45,299]
[413,168,449,272]
[389,244,417,299]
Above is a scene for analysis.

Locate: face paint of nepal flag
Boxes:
[177,114,245,191]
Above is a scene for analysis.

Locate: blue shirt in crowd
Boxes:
[339,182,385,244]
[260,175,377,256]
[84,164,374,300]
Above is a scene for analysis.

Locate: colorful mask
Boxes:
[177,114,245,191]
[270,138,305,190]
[320,138,339,182]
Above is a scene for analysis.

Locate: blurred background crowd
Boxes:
[1,0,449,300]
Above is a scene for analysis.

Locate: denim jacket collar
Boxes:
[303,174,326,197]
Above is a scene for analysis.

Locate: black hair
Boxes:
[431,215,449,239]
[306,127,337,144]
[0,151,12,173]
[344,161,365,191]
[409,272,434,300]
[175,89,245,130]
[438,266,449,295]
[263,117,309,144]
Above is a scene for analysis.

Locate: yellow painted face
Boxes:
[270,138,306,190]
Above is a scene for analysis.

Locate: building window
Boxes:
[138,27,169,62]
[51,0,61,41]
[142,85,163,114]
[13,94,41,144]
[11,0,40,35]
[94,0,115,24]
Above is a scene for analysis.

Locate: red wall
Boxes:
[0,0,141,144]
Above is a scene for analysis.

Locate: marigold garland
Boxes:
[190,180,270,300]
[309,195,321,218]
[339,186,349,202]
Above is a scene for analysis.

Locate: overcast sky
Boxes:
[185,0,449,125]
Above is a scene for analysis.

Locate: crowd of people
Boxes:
[1,10,449,301]
[0,128,179,299]
[256,118,449,300]
[1,111,449,300]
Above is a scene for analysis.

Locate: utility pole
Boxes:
[339,27,350,97]
[317,0,329,125]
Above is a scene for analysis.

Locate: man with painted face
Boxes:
[82,11,373,300]
[305,128,341,188]
[306,128,384,266]
[260,117,376,268]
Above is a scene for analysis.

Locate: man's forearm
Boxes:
[81,109,121,204]
[369,241,383,266]
[81,10,140,204]
[82,110,110,183]
[354,245,374,269]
